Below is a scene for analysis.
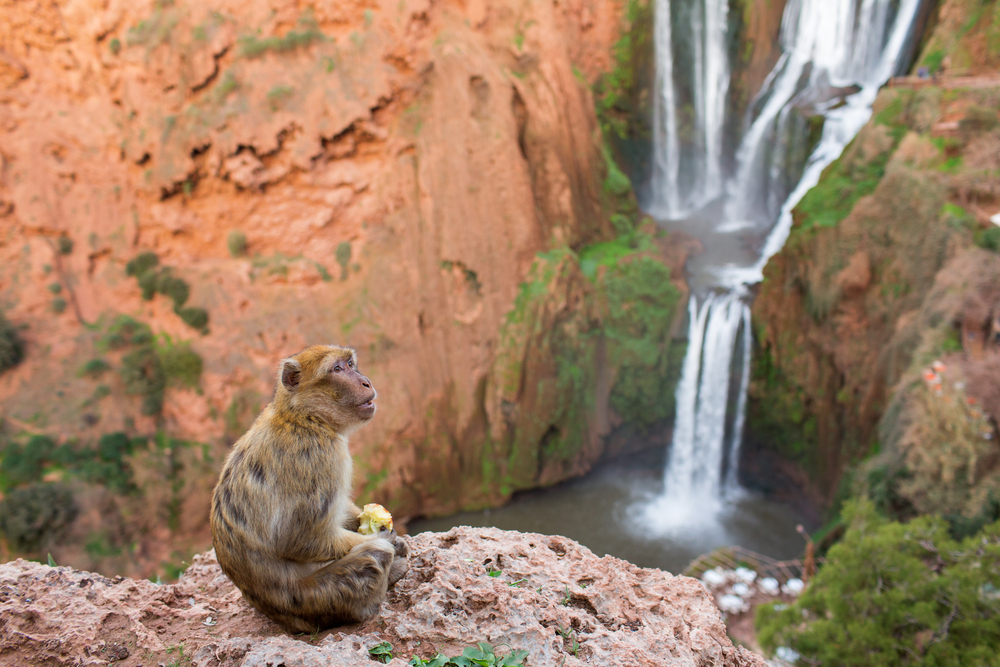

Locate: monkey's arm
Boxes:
[343,503,364,532]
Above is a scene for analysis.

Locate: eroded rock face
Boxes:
[0,528,764,667]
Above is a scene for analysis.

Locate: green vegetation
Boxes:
[79,358,111,379]
[227,230,248,257]
[757,499,1000,666]
[57,236,73,255]
[47,283,62,294]
[109,37,121,55]
[335,241,352,280]
[266,85,294,111]
[593,0,654,141]
[976,225,1000,252]
[51,297,67,314]
[0,310,24,375]
[409,642,528,667]
[126,252,209,332]
[0,483,78,553]
[158,338,203,389]
[99,315,203,415]
[238,14,325,59]
[369,642,394,664]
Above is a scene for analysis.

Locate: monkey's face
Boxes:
[278,346,377,429]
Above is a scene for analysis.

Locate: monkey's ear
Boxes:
[280,359,302,392]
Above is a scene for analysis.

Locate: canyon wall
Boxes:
[0,0,698,577]
[747,0,1000,522]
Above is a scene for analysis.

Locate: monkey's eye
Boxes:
[348,359,355,369]
[332,364,344,373]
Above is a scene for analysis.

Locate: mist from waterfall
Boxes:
[644,0,926,532]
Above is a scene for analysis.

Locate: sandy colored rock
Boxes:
[0,527,764,667]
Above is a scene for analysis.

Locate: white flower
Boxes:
[717,594,748,614]
[734,567,757,584]
[732,582,752,598]
[775,646,801,664]
[760,577,780,595]
[701,568,729,587]
[782,578,805,596]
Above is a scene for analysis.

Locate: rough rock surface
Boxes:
[0,527,764,667]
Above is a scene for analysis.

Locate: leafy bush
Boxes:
[227,230,247,257]
[159,339,202,388]
[79,358,111,379]
[51,297,67,314]
[120,345,167,416]
[0,483,78,552]
[335,241,351,279]
[57,236,73,255]
[238,15,325,58]
[156,271,190,308]
[757,499,1000,666]
[0,310,24,374]
[0,435,56,489]
[126,251,159,278]
[976,226,1000,253]
[175,306,209,331]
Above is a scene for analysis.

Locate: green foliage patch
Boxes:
[757,499,1000,666]
[227,230,247,257]
[126,252,209,331]
[0,483,78,553]
[238,14,325,59]
[409,641,528,667]
[0,310,24,375]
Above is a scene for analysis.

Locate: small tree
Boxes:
[757,499,1000,666]
[0,310,24,374]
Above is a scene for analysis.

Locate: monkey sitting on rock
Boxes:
[210,345,408,633]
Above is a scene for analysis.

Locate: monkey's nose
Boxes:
[360,376,371,388]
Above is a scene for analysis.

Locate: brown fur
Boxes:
[210,345,408,633]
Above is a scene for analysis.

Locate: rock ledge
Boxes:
[0,527,764,666]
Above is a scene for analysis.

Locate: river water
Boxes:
[413,0,927,572]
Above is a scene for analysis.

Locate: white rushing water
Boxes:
[646,0,926,531]
[649,0,730,218]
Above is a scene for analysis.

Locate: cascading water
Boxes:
[648,0,730,218]
[648,0,926,529]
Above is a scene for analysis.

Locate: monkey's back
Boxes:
[210,405,352,599]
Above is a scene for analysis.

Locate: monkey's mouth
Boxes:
[357,398,376,416]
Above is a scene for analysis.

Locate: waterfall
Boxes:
[649,0,730,219]
[648,0,926,526]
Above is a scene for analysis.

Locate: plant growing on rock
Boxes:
[0,310,24,375]
[0,482,78,553]
[756,499,1000,666]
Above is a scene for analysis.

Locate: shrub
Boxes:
[335,241,351,279]
[57,237,73,254]
[227,230,247,257]
[0,311,24,374]
[757,499,1000,666]
[47,283,62,294]
[977,226,1000,253]
[120,346,166,416]
[126,252,159,277]
[79,358,111,379]
[0,483,78,553]
[159,340,202,388]
[0,435,56,489]
[175,306,209,331]
[51,297,67,314]
[156,271,190,307]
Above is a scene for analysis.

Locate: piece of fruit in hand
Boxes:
[357,503,393,534]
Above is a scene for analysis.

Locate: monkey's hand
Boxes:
[343,503,364,532]
[381,528,409,559]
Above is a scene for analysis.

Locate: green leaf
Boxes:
[47,553,56,567]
